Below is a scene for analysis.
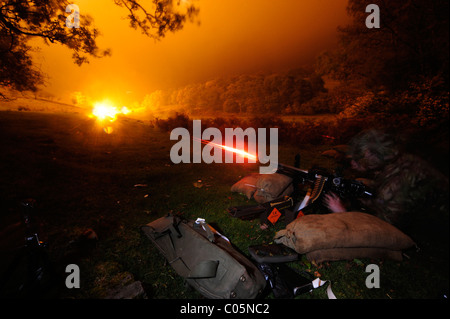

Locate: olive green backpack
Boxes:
[141,214,266,299]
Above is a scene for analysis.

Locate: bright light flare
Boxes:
[121,106,131,115]
[89,100,132,134]
[91,101,120,122]
[198,138,258,161]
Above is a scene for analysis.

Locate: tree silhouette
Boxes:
[115,0,199,38]
[316,0,449,91]
[0,0,199,97]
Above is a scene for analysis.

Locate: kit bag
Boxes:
[141,214,266,299]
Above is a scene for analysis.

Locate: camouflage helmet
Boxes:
[348,129,400,171]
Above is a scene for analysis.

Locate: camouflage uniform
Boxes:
[348,130,449,230]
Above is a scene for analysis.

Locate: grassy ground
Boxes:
[0,110,448,300]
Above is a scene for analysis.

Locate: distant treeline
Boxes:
[141,68,329,116]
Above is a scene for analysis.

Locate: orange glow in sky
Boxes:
[31,0,350,108]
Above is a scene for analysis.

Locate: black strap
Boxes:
[172,216,183,238]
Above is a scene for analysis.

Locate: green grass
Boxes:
[0,110,448,299]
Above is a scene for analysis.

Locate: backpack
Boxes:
[141,214,266,299]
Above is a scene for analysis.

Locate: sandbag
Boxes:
[231,173,293,204]
[274,212,415,262]
[230,173,259,199]
[305,247,404,263]
[141,214,266,299]
[254,173,293,203]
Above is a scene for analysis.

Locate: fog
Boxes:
[31,0,350,107]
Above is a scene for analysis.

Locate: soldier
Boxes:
[324,129,449,232]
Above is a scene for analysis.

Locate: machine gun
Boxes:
[228,159,373,225]
[276,163,372,204]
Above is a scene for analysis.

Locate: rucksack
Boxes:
[141,214,266,299]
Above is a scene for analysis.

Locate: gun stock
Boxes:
[276,163,373,199]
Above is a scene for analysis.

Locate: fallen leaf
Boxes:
[193,182,203,188]
[353,258,364,266]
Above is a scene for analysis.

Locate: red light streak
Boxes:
[195,138,258,161]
